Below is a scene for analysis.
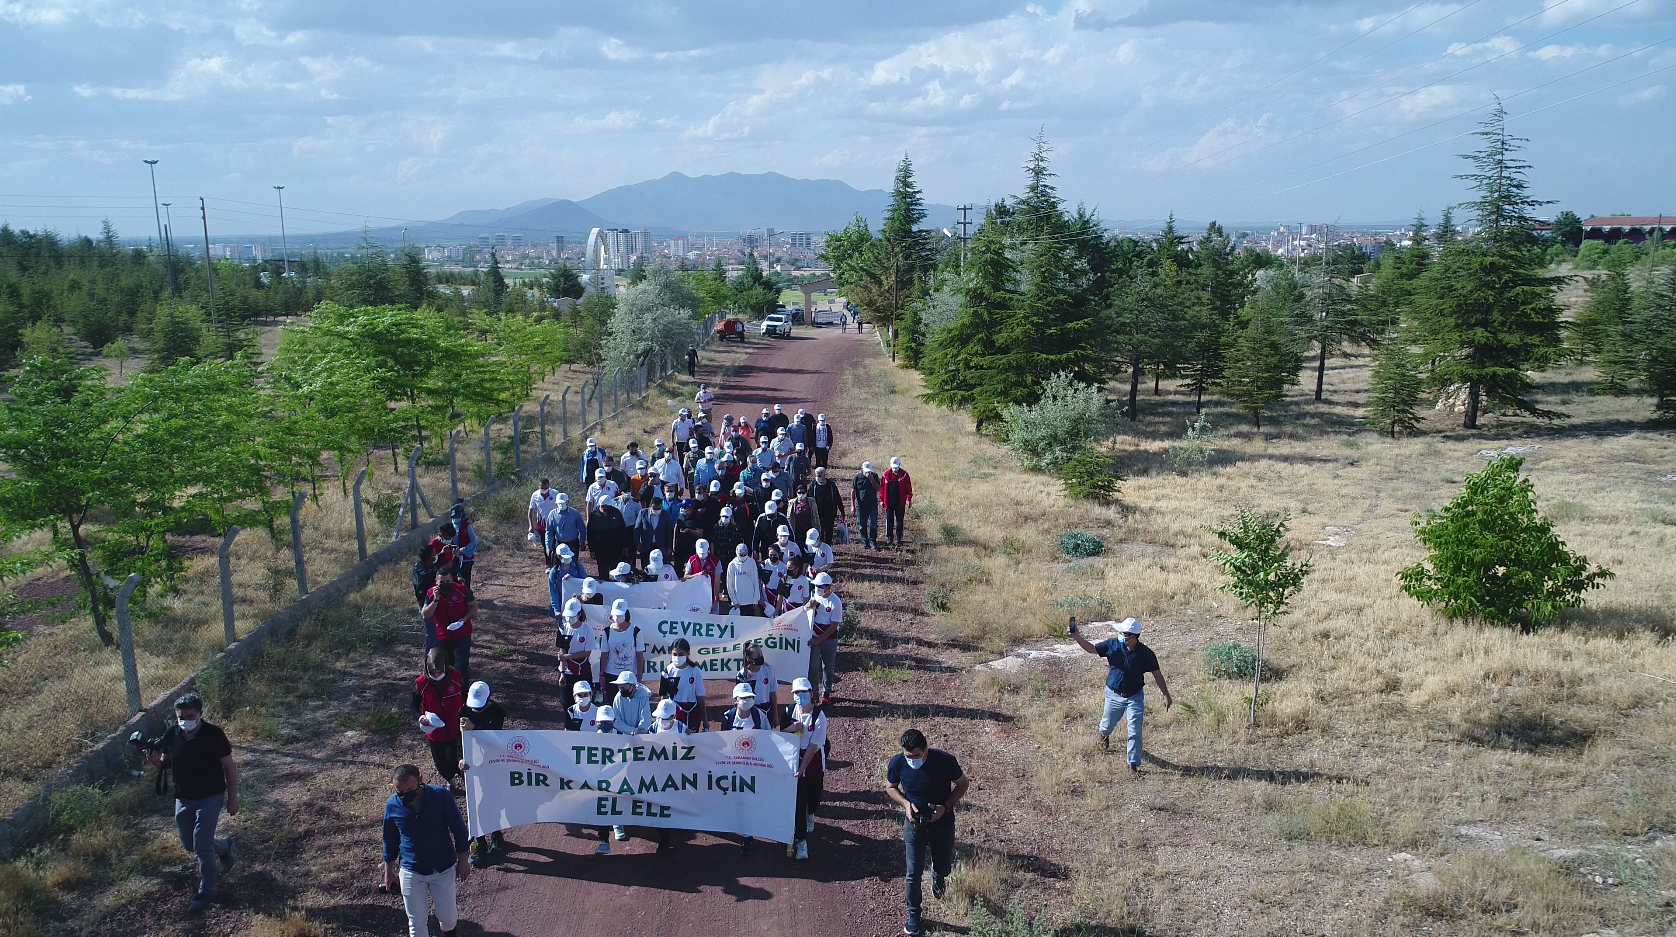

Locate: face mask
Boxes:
[576,700,591,711]
[427,671,445,682]
[793,692,811,706]
[658,717,674,729]
[905,756,926,770]
[178,718,200,732]
[399,788,420,806]
[673,655,689,667]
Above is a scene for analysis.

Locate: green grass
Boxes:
[864,664,914,684]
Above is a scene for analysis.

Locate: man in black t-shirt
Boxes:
[885,728,969,937]
[147,693,238,912]
[1072,616,1172,776]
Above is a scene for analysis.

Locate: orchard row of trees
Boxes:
[823,107,1676,444]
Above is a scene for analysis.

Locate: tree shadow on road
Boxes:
[1141,752,1359,785]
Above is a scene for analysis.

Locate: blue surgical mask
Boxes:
[793,691,811,706]
[905,756,926,770]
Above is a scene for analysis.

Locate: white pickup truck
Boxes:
[760,313,792,338]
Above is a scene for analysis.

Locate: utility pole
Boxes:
[273,185,290,277]
[161,202,177,297]
[956,204,971,272]
[143,160,164,253]
[199,197,218,332]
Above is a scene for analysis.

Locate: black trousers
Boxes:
[794,771,825,842]
[429,737,462,783]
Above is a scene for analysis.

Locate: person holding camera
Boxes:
[1070,616,1172,776]
[382,763,470,937]
[148,692,238,913]
[886,728,968,937]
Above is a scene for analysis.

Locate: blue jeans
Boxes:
[175,793,230,897]
[856,503,878,546]
[903,815,954,929]
[807,638,839,697]
[1100,689,1145,766]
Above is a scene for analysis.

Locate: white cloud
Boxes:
[0,84,28,104]
[1618,83,1667,106]
[572,110,643,133]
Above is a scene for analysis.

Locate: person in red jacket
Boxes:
[880,456,913,548]
[422,563,477,684]
[412,647,466,791]
[684,538,722,613]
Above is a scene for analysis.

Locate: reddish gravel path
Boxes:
[459,325,911,937]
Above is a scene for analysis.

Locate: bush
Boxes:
[1167,416,1216,472]
[1058,449,1123,501]
[938,523,963,545]
[1201,642,1275,681]
[1398,456,1613,632]
[49,786,107,832]
[1059,530,1105,558]
[925,585,952,612]
[969,900,1057,937]
[994,535,1024,555]
[1050,594,1115,621]
[603,267,701,370]
[998,372,1112,471]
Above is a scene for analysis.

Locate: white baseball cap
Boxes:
[817,413,826,422]
[563,597,582,618]
[791,677,813,692]
[720,506,734,518]
[696,538,711,555]
[774,404,783,412]
[735,543,749,556]
[466,681,491,708]
[710,479,722,491]
[612,562,634,578]
[813,572,833,586]
[613,670,637,686]
[581,577,599,596]
[557,492,570,504]
[654,699,678,718]
[557,544,574,558]
[572,680,594,697]
[611,598,628,617]
[419,712,445,731]
[805,529,820,544]
[772,489,784,501]
[777,525,791,537]
[648,549,665,569]
[862,461,873,472]
[765,501,778,514]
[731,683,757,699]
[795,442,805,451]
[890,456,902,469]
[597,705,618,722]
[655,438,665,447]
[587,437,597,447]
[1115,617,1142,635]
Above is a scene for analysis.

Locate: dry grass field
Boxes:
[838,334,1676,934]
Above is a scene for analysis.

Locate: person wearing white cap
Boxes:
[612,670,653,735]
[761,546,787,614]
[586,468,619,513]
[787,442,811,492]
[750,499,782,557]
[1071,616,1171,776]
[528,478,559,545]
[812,413,834,468]
[725,542,764,616]
[567,681,601,732]
[693,446,720,493]
[771,426,795,463]
[787,676,827,859]
[726,681,772,729]
[659,638,709,732]
[768,403,790,434]
[556,598,596,703]
[710,504,747,564]
[600,600,644,685]
[880,456,912,548]
[609,560,639,584]
[694,383,715,419]
[644,548,678,583]
[805,572,843,703]
[754,436,777,471]
[809,465,845,545]
[775,524,803,563]
[580,437,606,484]
[547,544,586,619]
[579,577,604,605]
[738,643,777,725]
[585,494,628,578]
[590,705,629,852]
[754,407,774,439]
[786,408,809,450]
[805,529,835,574]
[651,698,685,734]
[671,407,696,450]
[684,539,722,612]
[457,681,507,866]
[544,492,587,564]
[653,448,686,492]
[781,556,812,611]
[412,648,466,791]
[852,461,882,550]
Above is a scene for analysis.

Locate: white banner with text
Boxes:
[463,729,799,842]
[632,605,812,684]
[560,575,713,613]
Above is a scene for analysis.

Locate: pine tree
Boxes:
[1366,337,1425,437]
[1218,281,1301,428]
[484,250,508,310]
[1410,103,1563,429]
[1300,230,1379,401]
[1106,268,1180,421]
[880,156,935,366]
[1637,262,1676,418]
[921,206,1017,429]
[1182,222,1245,412]
[396,247,430,309]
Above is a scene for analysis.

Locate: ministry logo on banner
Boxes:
[464,729,801,843]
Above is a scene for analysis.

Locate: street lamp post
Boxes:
[273,186,291,277]
[161,202,177,297]
[142,160,164,252]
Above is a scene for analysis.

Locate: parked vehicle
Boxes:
[788,305,805,325]
[760,313,792,338]
[715,317,746,341]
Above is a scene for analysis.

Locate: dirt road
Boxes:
[459,324,914,937]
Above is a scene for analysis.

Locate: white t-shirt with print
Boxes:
[568,702,602,732]
[600,624,644,679]
[529,488,560,523]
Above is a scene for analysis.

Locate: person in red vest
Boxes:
[411,648,465,791]
[880,456,913,548]
[684,538,722,612]
[422,563,477,685]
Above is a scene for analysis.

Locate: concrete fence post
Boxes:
[406,445,424,532]
[483,416,497,484]
[512,404,524,471]
[290,491,309,597]
[449,430,463,505]
[611,369,619,415]
[596,376,603,426]
[539,393,550,453]
[351,467,369,561]
[115,573,142,713]
[561,387,570,442]
[218,526,241,647]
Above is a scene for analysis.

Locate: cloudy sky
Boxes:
[1,0,1671,239]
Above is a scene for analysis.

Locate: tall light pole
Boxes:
[200,197,218,331]
[143,160,164,251]
[161,202,177,297]
[273,185,291,277]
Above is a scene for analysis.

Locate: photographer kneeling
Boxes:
[147,692,238,913]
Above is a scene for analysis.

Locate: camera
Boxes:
[1067,615,1078,634]
[127,730,167,753]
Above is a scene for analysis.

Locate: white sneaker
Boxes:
[595,840,611,855]
[613,826,628,841]
[805,815,816,834]
[795,840,809,860]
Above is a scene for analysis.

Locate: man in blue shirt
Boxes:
[382,763,471,937]
[1073,616,1172,776]
[885,729,969,936]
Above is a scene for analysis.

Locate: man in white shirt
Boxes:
[528,478,560,545]
[725,543,763,616]
[586,469,619,514]
[653,452,685,493]
[806,572,843,703]
[671,408,696,451]
[804,529,834,574]
[771,427,795,463]
[694,384,715,419]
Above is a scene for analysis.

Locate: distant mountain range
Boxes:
[354,171,962,244]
